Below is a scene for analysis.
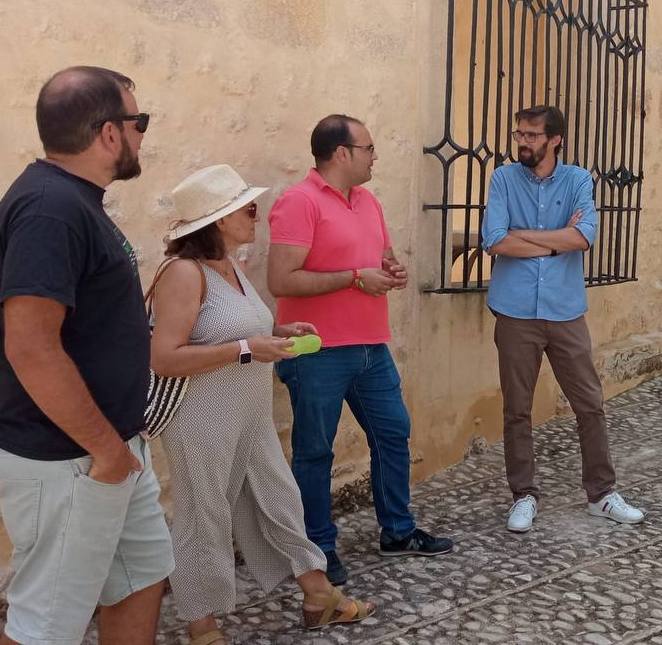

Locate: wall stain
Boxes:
[242,0,326,48]
[137,0,222,27]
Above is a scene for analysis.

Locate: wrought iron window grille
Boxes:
[423,0,647,293]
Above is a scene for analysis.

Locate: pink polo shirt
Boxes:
[268,169,392,347]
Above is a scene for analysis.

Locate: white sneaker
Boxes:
[588,491,645,524]
[507,495,538,532]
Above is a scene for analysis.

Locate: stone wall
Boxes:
[2,0,662,564]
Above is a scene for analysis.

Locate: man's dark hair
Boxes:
[165,221,226,261]
[311,114,364,164]
[36,66,135,154]
[515,105,565,155]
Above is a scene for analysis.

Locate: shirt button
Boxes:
[540,204,544,208]
[538,224,543,228]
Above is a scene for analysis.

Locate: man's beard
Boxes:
[518,141,548,168]
[113,133,141,181]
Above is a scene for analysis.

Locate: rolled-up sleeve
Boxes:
[572,171,597,247]
[482,169,510,251]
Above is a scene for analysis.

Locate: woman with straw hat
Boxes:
[149,164,374,644]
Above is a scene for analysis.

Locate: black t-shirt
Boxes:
[0,160,150,460]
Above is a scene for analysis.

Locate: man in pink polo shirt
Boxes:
[268,114,453,586]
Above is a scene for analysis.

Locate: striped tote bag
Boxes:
[141,258,206,440]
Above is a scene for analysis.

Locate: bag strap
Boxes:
[144,257,207,317]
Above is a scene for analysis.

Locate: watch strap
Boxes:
[352,268,364,290]
[238,338,252,364]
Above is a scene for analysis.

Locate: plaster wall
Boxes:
[1,0,662,565]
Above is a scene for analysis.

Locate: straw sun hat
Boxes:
[167,164,269,240]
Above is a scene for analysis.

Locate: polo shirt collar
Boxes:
[307,167,356,202]
[307,167,329,190]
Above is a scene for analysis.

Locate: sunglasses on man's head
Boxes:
[91,112,150,134]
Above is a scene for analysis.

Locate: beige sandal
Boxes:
[302,586,375,630]
[189,629,227,645]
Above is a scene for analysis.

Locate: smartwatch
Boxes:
[238,339,252,364]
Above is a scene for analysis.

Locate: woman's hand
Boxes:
[247,336,295,362]
[274,322,319,337]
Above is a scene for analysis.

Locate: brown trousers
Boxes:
[494,313,615,503]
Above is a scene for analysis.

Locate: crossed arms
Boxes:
[482,169,596,258]
[487,210,587,257]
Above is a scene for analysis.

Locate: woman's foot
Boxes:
[302,586,375,629]
[189,630,226,645]
[189,616,227,645]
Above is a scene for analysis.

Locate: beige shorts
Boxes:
[0,435,174,645]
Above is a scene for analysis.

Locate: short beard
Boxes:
[518,142,548,168]
[113,133,141,181]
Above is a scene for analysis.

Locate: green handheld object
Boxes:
[287,334,322,355]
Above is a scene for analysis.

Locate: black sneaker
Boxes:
[323,550,348,586]
[379,528,453,557]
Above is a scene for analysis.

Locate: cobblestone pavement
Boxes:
[4,377,662,644]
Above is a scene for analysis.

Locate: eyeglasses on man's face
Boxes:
[341,143,375,154]
[92,113,150,134]
[511,130,547,144]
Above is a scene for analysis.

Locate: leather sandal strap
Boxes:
[352,599,371,619]
[190,629,226,645]
[319,587,343,625]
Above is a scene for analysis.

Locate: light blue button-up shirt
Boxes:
[481,162,596,321]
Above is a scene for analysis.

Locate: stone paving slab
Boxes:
[4,377,662,643]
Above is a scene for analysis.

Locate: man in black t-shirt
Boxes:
[0,67,173,645]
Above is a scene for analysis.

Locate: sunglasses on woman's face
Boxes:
[246,203,258,219]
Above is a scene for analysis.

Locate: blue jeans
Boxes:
[276,343,416,552]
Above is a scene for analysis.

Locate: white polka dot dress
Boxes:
[160,260,326,622]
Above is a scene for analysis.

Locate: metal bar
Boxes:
[585,0,596,283]
[544,1,552,105]
[494,0,506,167]
[476,0,494,289]
[462,0,480,289]
[555,5,563,109]
[518,0,528,110]
[632,1,646,279]
[621,3,637,277]
[606,3,621,280]
[424,204,488,210]
[439,0,456,289]
[531,3,539,105]
[424,0,646,293]
[506,1,516,162]
[563,0,574,165]
[427,276,639,295]
[597,2,612,284]
[624,6,639,278]
[572,1,583,166]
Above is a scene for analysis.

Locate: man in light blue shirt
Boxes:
[482,105,644,533]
